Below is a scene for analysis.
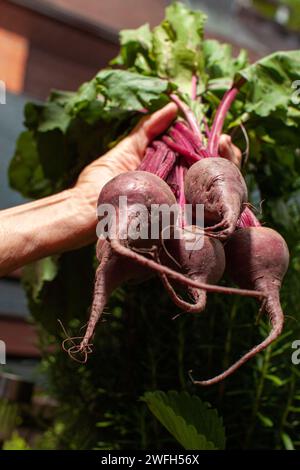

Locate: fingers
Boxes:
[75,103,177,203]
[219,134,242,169]
[90,103,177,176]
[130,102,178,156]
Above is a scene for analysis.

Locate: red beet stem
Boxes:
[151,141,170,172]
[162,136,200,164]
[237,207,261,228]
[169,127,195,153]
[138,147,156,171]
[208,86,239,156]
[166,165,180,199]
[208,78,245,156]
[170,94,202,146]
[139,141,170,174]
[156,150,177,180]
[174,122,202,153]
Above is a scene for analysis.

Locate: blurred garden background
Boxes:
[0,0,300,450]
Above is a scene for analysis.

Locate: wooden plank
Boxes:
[39,0,167,30]
[0,27,28,93]
[0,0,118,67]
[0,0,119,98]
[0,316,40,357]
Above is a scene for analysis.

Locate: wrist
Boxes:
[0,188,98,276]
[56,187,98,250]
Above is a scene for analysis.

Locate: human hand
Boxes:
[219,134,242,169]
[74,103,178,205]
[75,106,242,209]
[0,103,243,276]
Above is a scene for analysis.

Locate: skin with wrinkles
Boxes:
[184,158,248,239]
[192,227,289,385]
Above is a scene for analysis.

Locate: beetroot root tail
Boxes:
[190,292,284,386]
[155,248,206,313]
[160,273,206,313]
[62,336,93,363]
[80,251,111,350]
[110,239,265,300]
[63,246,111,362]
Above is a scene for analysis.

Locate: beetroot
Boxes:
[102,169,260,300]
[191,226,289,385]
[65,168,263,362]
[184,157,248,239]
[98,170,176,249]
[65,171,175,359]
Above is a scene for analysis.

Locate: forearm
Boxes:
[0,188,97,277]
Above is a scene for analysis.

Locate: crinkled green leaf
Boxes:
[111,23,153,72]
[165,2,206,46]
[142,391,225,450]
[48,89,76,106]
[204,39,248,82]
[238,51,300,124]
[9,70,169,196]
[37,102,71,133]
[95,69,174,110]
[112,2,207,94]
[152,21,174,79]
[65,79,99,118]
[152,2,207,94]
[37,129,69,181]
[24,102,45,130]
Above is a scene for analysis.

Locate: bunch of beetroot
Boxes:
[64,80,289,386]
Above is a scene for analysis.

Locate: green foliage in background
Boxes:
[253,0,300,32]
[142,391,225,450]
[2,432,30,451]
[8,2,300,449]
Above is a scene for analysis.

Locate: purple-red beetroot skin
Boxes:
[192,226,289,386]
[226,227,289,293]
[160,226,225,313]
[70,171,176,358]
[68,171,264,363]
[101,172,263,302]
[98,170,176,249]
[184,158,248,239]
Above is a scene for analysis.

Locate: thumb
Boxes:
[219,134,242,169]
[128,102,178,157]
